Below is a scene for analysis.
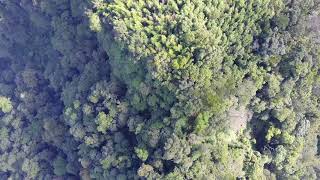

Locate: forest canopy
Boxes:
[0,0,320,179]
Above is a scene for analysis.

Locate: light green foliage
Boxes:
[272,108,292,122]
[22,159,39,179]
[96,111,112,133]
[88,13,102,32]
[1,0,320,179]
[134,147,148,161]
[194,111,211,133]
[93,0,281,115]
[268,74,282,97]
[0,96,12,113]
[266,126,282,141]
[101,158,112,170]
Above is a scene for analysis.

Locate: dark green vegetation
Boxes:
[0,0,320,179]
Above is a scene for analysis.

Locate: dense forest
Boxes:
[0,0,320,179]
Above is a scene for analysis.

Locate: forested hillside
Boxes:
[0,0,320,179]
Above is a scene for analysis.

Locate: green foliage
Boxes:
[194,111,211,133]
[0,96,12,113]
[88,13,102,32]
[205,92,226,115]
[134,147,149,161]
[266,126,282,141]
[96,111,112,133]
[0,0,319,179]
[22,159,39,179]
[53,156,67,176]
[273,14,290,30]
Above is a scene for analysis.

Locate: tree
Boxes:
[22,159,40,179]
[0,96,12,113]
[53,156,67,176]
